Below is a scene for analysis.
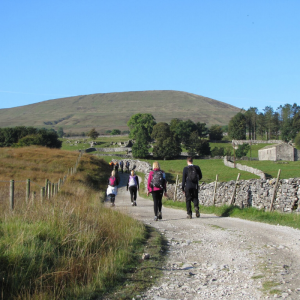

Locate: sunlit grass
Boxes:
[0,147,145,299]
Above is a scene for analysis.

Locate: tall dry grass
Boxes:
[0,147,145,299]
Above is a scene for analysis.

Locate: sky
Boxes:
[1,0,299,111]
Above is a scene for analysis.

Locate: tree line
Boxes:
[127,113,227,159]
[228,104,300,142]
[0,126,62,148]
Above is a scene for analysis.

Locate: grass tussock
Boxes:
[0,147,146,299]
[162,200,300,230]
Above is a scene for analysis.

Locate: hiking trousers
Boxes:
[152,190,163,217]
[185,188,199,216]
[129,186,137,202]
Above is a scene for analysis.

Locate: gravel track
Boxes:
[106,173,300,299]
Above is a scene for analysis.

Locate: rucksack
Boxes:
[151,170,164,189]
[119,161,123,166]
[187,165,198,183]
[129,175,137,187]
[109,176,117,187]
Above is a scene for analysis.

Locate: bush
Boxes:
[236,143,250,158]
[211,147,225,156]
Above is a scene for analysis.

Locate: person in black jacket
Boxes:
[182,157,202,219]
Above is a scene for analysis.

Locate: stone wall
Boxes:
[96,147,132,152]
[223,156,266,179]
[232,140,282,145]
[116,159,300,213]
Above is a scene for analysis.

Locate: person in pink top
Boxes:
[147,161,167,221]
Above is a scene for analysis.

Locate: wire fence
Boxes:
[0,151,83,210]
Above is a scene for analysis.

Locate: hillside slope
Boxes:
[0,90,241,133]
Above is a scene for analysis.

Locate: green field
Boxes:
[237,160,300,179]
[60,135,130,151]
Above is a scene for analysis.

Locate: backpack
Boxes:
[151,170,164,189]
[126,161,130,167]
[109,176,117,187]
[187,165,198,184]
[129,175,137,187]
[119,160,123,166]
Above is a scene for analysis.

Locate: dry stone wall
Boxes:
[223,156,266,179]
[112,159,300,213]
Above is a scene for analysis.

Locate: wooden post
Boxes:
[58,178,62,191]
[55,183,58,195]
[10,180,14,210]
[45,179,48,190]
[213,174,219,206]
[173,174,179,202]
[47,182,51,199]
[41,187,45,202]
[31,191,36,202]
[51,183,55,197]
[270,169,281,212]
[26,179,30,203]
[230,173,241,205]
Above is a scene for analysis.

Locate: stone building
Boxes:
[258,143,296,161]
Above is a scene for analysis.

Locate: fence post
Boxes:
[230,173,240,205]
[213,174,218,206]
[55,183,58,195]
[10,180,14,210]
[270,169,281,212]
[47,182,51,199]
[173,174,179,202]
[26,179,30,203]
[51,183,55,197]
[41,187,45,202]
[45,179,49,190]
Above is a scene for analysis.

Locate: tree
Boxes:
[185,131,211,157]
[110,129,121,135]
[169,119,198,146]
[209,125,223,141]
[235,143,250,158]
[127,113,156,142]
[57,127,64,138]
[294,132,300,149]
[151,122,181,159]
[132,128,149,158]
[0,127,62,148]
[87,128,99,139]
[228,113,246,140]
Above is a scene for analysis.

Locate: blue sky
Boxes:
[1,0,299,111]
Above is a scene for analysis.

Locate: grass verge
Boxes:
[102,225,168,300]
[162,200,300,230]
[0,147,147,299]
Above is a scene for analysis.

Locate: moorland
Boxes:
[0,90,240,133]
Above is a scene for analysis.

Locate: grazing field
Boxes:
[60,135,130,151]
[0,147,146,299]
[210,142,276,158]
[237,160,300,179]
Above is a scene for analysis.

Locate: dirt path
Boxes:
[106,173,300,299]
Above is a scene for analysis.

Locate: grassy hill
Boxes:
[0,90,241,133]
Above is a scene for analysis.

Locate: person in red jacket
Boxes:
[147,161,167,221]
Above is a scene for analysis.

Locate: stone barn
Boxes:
[258,143,296,161]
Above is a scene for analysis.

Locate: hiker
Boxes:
[119,160,124,173]
[109,161,115,171]
[114,161,119,174]
[182,156,202,219]
[106,170,119,206]
[125,161,130,173]
[147,161,167,221]
[127,170,139,206]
